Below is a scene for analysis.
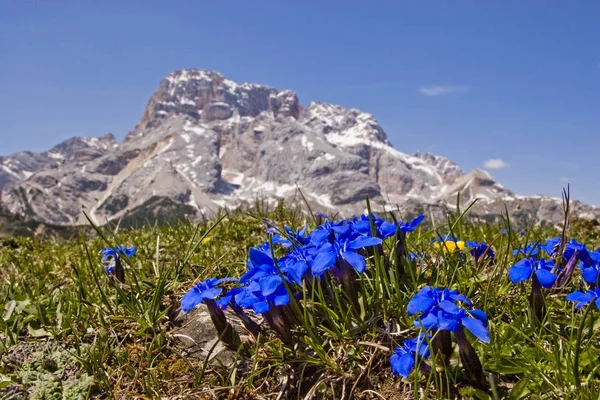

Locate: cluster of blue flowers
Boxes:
[390,286,489,381]
[509,237,600,308]
[390,333,431,378]
[180,213,425,348]
[181,214,425,316]
[408,286,489,343]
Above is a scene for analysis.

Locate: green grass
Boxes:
[1,197,600,399]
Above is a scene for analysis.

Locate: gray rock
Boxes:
[172,304,257,368]
[202,102,233,121]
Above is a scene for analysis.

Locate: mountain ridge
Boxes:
[1,68,597,226]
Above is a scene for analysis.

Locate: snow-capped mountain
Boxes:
[1,69,597,226]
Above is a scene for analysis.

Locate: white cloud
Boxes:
[419,85,471,97]
[559,177,569,183]
[483,158,510,169]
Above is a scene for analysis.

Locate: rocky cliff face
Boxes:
[1,69,597,226]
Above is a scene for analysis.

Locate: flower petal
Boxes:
[286,260,309,285]
[249,247,273,268]
[348,236,382,250]
[341,251,367,274]
[216,288,242,310]
[252,301,270,314]
[450,294,472,307]
[273,292,290,306]
[398,352,416,379]
[534,268,558,288]
[467,309,489,328]
[235,288,260,308]
[582,267,599,285]
[312,246,337,276]
[437,314,459,332]
[438,300,460,315]
[566,290,595,309]
[461,317,490,343]
[181,286,222,313]
[201,287,223,300]
[407,295,435,316]
[414,311,439,330]
[508,264,532,284]
[259,275,283,296]
[410,214,424,226]
[379,221,397,238]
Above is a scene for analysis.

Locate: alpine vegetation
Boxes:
[2,190,600,398]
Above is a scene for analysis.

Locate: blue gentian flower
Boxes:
[565,239,593,266]
[312,235,382,276]
[512,242,541,257]
[580,262,600,285]
[216,287,243,310]
[351,214,397,239]
[100,244,136,283]
[390,333,431,379]
[415,305,490,343]
[280,245,317,285]
[234,280,290,314]
[541,237,561,257]
[407,286,471,316]
[236,242,299,313]
[398,215,425,233]
[240,245,297,292]
[308,220,348,246]
[271,225,310,248]
[181,277,238,313]
[407,286,490,343]
[467,241,495,262]
[566,288,600,309]
[509,258,559,288]
[240,246,277,283]
[543,238,592,266]
[99,244,136,262]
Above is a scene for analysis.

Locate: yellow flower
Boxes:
[433,240,465,253]
[202,237,212,244]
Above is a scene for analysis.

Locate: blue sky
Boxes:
[1,2,599,204]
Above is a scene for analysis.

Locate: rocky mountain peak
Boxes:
[413,151,464,178]
[0,133,119,192]
[301,102,392,149]
[135,69,301,135]
[47,133,118,163]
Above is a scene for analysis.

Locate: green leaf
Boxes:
[509,377,533,400]
[27,323,50,338]
[15,299,31,314]
[2,300,16,321]
[487,359,528,375]
[56,302,64,329]
[0,374,13,389]
[578,349,599,368]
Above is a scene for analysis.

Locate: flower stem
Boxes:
[574,304,593,388]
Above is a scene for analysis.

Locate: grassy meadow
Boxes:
[1,197,600,399]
